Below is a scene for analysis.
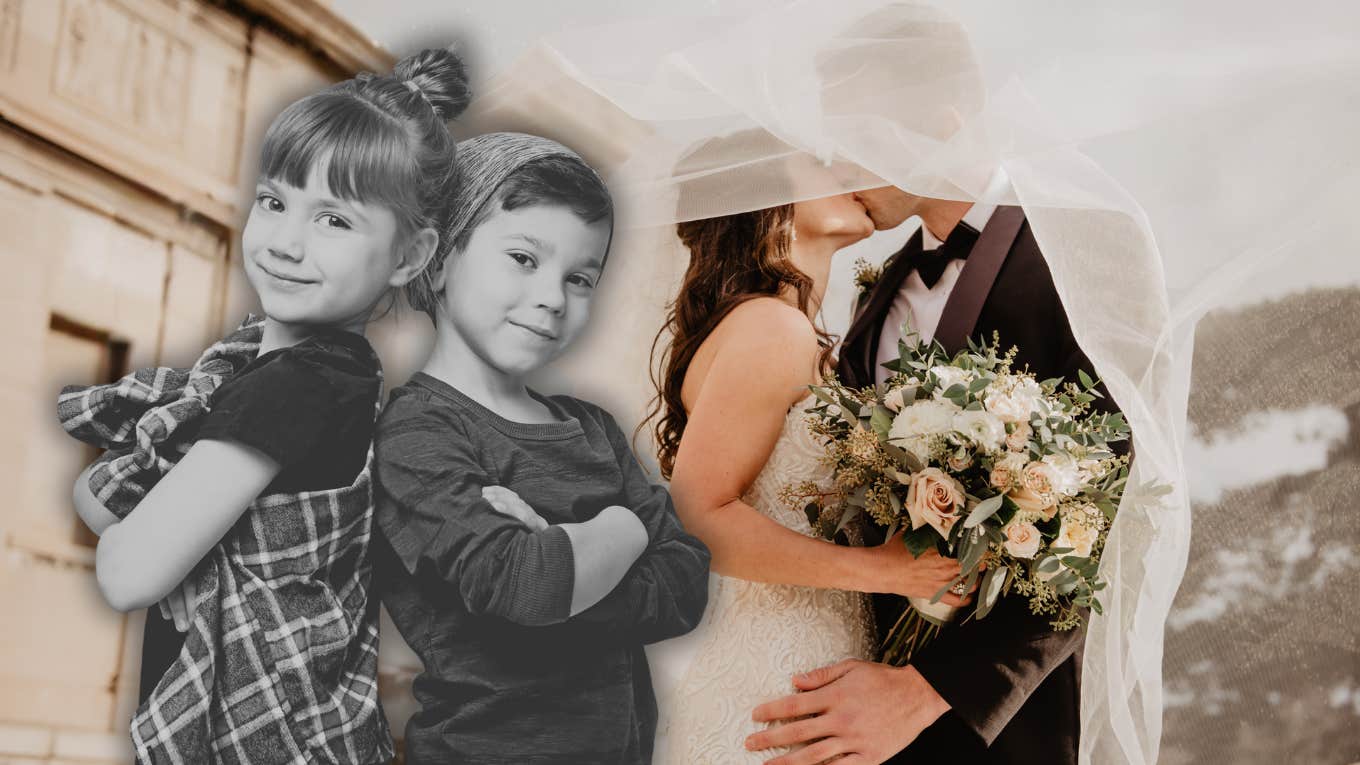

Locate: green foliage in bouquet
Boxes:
[781,332,1147,663]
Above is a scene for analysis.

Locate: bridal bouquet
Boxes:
[784,334,1141,666]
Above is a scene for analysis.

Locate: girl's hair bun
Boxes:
[394,48,472,120]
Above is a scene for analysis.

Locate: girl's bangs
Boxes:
[258,93,418,218]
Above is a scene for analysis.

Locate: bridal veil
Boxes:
[459,1,1360,761]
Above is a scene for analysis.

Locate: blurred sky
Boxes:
[333,0,754,81]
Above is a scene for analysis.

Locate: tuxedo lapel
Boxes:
[838,229,924,387]
[933,206,1026,354]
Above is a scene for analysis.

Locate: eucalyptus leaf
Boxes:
[996,495,1020,526]
[974,566,1008,620]
[1048,569,1077,588]
[963,494,1005,528]
[883,441,924,472]
[932,576,964,604]
[810,387,839,410]
[835,504,860,535]
[903,526,938,558]
[870,406,894,438]
[959,529,986,572]
[1053,573,1080,595]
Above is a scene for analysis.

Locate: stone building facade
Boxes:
[0,1,415,761]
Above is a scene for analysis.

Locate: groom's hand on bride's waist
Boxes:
[746,659,948,765]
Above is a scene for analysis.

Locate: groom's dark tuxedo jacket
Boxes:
[838,206,1121,765]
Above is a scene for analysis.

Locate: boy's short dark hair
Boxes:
[450,156,614,253]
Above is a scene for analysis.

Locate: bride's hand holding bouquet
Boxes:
[786,332,1153,665]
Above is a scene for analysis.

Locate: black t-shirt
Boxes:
[139,328,381,703]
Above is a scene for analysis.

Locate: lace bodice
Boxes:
[649,396,876,764]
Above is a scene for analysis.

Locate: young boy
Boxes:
[373,132,711,764]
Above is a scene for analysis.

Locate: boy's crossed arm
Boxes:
[482,481,709,645]
[376,397,709,638]
[481,410,711,644]
[481,485,648,616]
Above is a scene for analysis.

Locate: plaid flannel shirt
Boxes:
[57,316,393,764]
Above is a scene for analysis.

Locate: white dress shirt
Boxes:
[873,202,998,385]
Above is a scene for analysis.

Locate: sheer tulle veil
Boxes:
[460,1,1360,762]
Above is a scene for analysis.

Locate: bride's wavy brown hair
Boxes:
[644,135,835,479]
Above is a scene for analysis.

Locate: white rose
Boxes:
[905,467,965,538]
[884,382,918,412]
[1013,376,1044,405]
[953,410,1007,453]
[1002,520,1042,559]
[1041,453,1085,496]
[985,376,1044,423]
[1077,457,1106,482]
[930,366,975,397]
[896,436,933,465]
[889,399,960,443]
[1055,517,1098,558]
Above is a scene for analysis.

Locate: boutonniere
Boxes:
[853,257,883,295]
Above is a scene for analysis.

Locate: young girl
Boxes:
[372,133,711,764]
[56,48,469,763]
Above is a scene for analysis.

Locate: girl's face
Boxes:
[242,165,416,333]
[436,203,611,380]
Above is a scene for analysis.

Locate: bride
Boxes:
[644,144,970,763]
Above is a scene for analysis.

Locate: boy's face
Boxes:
[438,203,611,379]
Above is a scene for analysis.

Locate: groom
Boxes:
[746,180,1121,765]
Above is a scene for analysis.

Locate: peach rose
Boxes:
[1005,421,1033,452]
[1022,461,1057,496]
[1008,485,1058,520]
[1002,520,1042,559]
[1055,517,1098,558]
[905,467,965,538]
[989,453,1026,491]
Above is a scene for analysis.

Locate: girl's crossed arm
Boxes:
[73,463,120,537]
[94,439,280,612]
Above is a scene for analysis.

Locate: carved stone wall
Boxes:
[0,0,250,224]
[0,1,391,761]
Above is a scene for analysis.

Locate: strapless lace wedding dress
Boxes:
[648,396,877,764]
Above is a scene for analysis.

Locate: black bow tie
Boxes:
[900,221,980,289]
